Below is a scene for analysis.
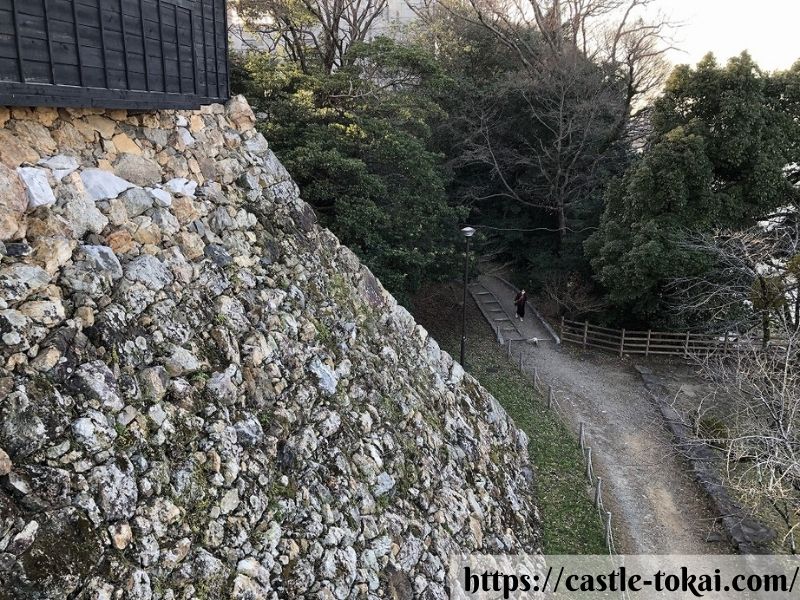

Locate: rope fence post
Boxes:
[605,511,612,549]
[619,328,626,358]
[595,477,603,509]
[519,352,523,370]
[583,320,589,350]
[507,339,512,359]
[645,329,651,357]
[548,385,554,409]
[579,422,586,449]
[585,447,593,482]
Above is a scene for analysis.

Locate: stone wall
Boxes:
[0,97,540,599]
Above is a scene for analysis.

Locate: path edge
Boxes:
[635,365,776,555]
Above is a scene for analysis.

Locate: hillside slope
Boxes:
[0,97,540,599]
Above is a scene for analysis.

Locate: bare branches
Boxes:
[667,218,800,339]
[428,0,673,251]
[687,326,800,550]
[540,271,607,318]
[233,0,388,73]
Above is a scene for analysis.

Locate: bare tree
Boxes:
[434,0,673,113]
[453,65,617,247]
[668,217,800,344]
[233,0,389,73]
[427,0,673,250]
[688,324,800,551]
[540,270,607,318]
[667,215,800,549]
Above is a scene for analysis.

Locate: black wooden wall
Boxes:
[0,0,229,109]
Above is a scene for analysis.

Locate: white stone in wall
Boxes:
[17,167,56,210]
[80,168,135,201]
[164,177,197,197]
[38,155,79,182]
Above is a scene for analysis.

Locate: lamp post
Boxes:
[460,226,476,367]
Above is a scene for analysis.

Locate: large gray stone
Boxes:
[309,358,338,396]
[234,417,263,447]
[61,245,123,297]
[0,263,51,303]
[244,133,268,155]
[114,154,162,187]
[90,458,138,521]
[206,366,238,405]
[82,245,124,279]
[121,187,154,218]
[62,190,109,238]
[70,360,123,412]
[125,254,173,290]
[71,410,117,454]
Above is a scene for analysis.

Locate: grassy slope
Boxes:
[413,285,607,554]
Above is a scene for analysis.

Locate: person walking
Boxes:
[514,289,528,321]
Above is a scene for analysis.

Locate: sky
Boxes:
[651,0,800,72]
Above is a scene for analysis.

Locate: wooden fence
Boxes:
[560,317,738,358]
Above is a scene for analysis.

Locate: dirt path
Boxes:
[472,275,732,554]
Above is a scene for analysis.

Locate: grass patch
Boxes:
[413,284,607,554]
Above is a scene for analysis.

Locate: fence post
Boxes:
[645,330,651,357]
[619,328,626,358]
[507,339,512,359]
[579,422,585,449]
[533,367,538,391]
[583,320,589,350]
[684,331,690,358]
[586,447,593,482]
[548,385,554,409]
[594,477,603,508]
[605,511,612,549]
[560,315,565,339]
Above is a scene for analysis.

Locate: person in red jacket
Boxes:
[514,289,528,321]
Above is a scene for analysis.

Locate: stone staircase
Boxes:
[469,282,527,343]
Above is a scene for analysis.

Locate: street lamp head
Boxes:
[461,226,476,238]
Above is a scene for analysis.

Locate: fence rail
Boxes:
[559,317,783,358]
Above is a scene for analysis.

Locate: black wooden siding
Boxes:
[0,0,229,109]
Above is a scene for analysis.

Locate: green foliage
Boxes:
[232,40,465,304]
[588,53,800,325]
[586,129,716,321]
